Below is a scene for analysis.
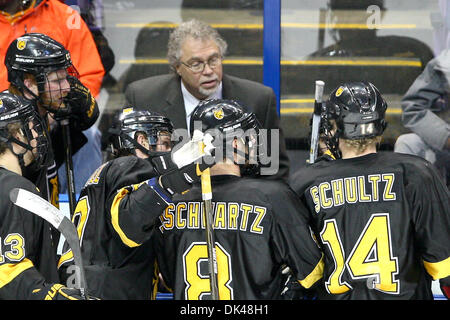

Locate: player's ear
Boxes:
[11,129,27,153]
[23,76,38,96]
[136,133,149,150]
[232,138,238,149]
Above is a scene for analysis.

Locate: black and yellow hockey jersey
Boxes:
[58,156,170,299]
[290,152,450,300]
[23,115,91,252]
[0,168,60,299]
[155,175,324,300]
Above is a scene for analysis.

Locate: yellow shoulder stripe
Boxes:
[323,149,336,160]
[57,250,74,269]
[298,254,324,289]
[111,187,141,248]
[423,256,450,280]
[0,259,34,289]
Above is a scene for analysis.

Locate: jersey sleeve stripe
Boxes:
[298,254,325,289]
[423,256,450,280]
[57,249,74,269]
[0,258,34,289]
[111,187,141,248]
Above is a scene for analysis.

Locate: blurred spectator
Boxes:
[0,0,105,96]
[310,0,434,69]
[394,49,450,187]
[431,0,450,55]
[62,0,116,86]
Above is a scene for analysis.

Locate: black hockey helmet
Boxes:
[322,81,387,157]
[5,33,78,111]
[109,107,174,157]
[0,92,49,169]
[328,81,387,139]
[190,99,263,175]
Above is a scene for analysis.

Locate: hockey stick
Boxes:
[9,188,88,299]
[309,80,325,164]
[199,143,219,300]
[60,118,77,216]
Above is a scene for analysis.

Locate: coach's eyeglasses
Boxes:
[181,55,222,73]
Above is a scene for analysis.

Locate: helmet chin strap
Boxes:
[108,127,157,157]
[121,132,151,156]
[327,129,342,159]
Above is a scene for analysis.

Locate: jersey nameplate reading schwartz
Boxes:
[159,201,266,234]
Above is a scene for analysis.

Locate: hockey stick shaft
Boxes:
[9,188,88,298]
[309,80,325,164]
[60,119,77,216]
[199,142,219,300]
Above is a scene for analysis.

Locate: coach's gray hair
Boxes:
[167,19,228,72]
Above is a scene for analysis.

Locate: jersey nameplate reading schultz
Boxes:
[308,173,397,213]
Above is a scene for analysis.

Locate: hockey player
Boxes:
[290,81,450,299]
[0,92,92,299]
[4,33,99,210]
[57,107,215,299]
[155,99,324,300]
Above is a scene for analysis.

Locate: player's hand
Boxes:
[62,76,99,130]
[151,130,215,175]
[158,158,212,195]
[171,130,215,168]
[150,152,178,175]
[158,131,216,195]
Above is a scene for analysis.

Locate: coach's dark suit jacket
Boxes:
[124,73,289,180]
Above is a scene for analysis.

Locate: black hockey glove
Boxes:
[61,76,99,130]
[150,152,178,175]
[159,158,213,195]
[33,284,100,300]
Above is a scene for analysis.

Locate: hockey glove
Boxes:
[61,76,99,130]
[158,130,215,195]
[171,130,215,168]
[150,152,178,175]
[150,130,215,175]
[159,159,212,195]
[33,284,100,300]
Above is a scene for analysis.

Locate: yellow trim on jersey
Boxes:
[298,255,325,289]
[423,256,450,280]
[323,149,336,160]
[0,258,34,288]
[57,250,74,269]
[111,187,141,248]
